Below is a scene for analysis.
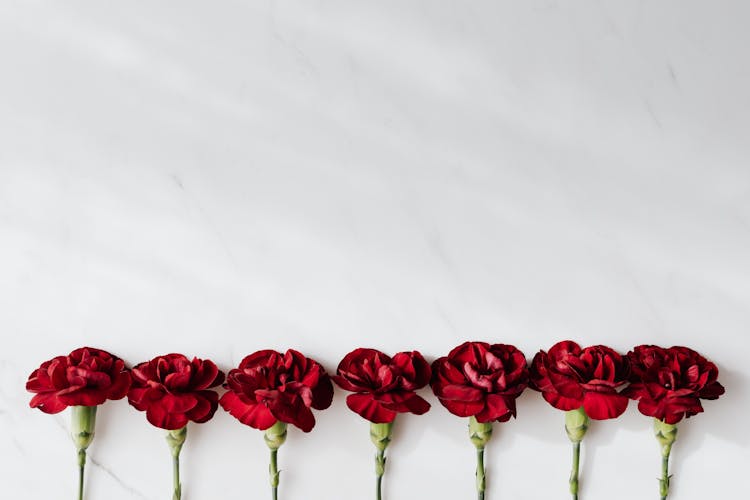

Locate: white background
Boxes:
[1,1,749,499]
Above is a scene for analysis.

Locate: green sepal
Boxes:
[166,426,187,458]
[264,421,288,451]
[565,407,589,444]
[654,418,678,456]
[71,406,97,452]
[370,422,393,452]
[469,416,493,450]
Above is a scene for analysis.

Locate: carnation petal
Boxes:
[146,403,189,430]
[448,342,485,364]
[439,398,484,417]
[378,392,430,415]
[542,391,583,411]
[548,341,582,360]
[346,393,396,423]
[108,371,131,400]
[311,375,334,410]
[637,398,665,420]
[582,391,628,420]
[433,360,468,385]
[161,393,199,413]
[29,393,67,414]
[269,395,316,432]
[127,387,157,410]
[437,384,483,402]
[392,351,431,389]
[478,393,513,422]
[49,359,68,389]
[186,391,219,423]
[58,388,107,407]
[191,359,222,390]
[332,374,366,393]
[25,373,48,392]
[547,371,585,400]
[164,371,192,391]
[700,381,725,400]
[220,391,277,430]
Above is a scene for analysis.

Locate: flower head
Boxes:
[529,341,629,420]
[431,341,528,423]
[128,353,225,430]
[623,345,724,424]
[27,347,131,413]
[220,349,333,432]
[333,348,431,423]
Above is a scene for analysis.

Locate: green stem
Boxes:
[264,421,286,500]
[166,427,187,500]
[375,449,385,500]
[570,442,580,500]
[476,447,486,500]
[370,422,393,500]
[660,453,669,500]
[71,406,97,500]
[468,416,492,500]
[172,454,181,500]
[270,449,279,500]
[77,449,86,500]
[565,408,588,500]
[654,418,677,500]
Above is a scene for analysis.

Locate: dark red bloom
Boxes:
[529,341,629,420]
[431,342,528,423]
[220,349,333,432]
[332,348,431,423]
[128,354,225,430]
[26,347,131,413]
[623,345,724,424]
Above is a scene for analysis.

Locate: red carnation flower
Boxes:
[530,341,630,498]
[624,345,724,424]
[431,341,528,500]
[26,347,131,500]
[529,340,629,420]
[334,348,431,500]
[26,346,131,413]
[221,349,333,499]
[220,349,333,432]
[624,345,724,499]
[128,353,225,430]
[333,348,431,423]
[128,354,225,499]
[431,341,528,423]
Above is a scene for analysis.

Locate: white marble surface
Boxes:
[1,1,749,499]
